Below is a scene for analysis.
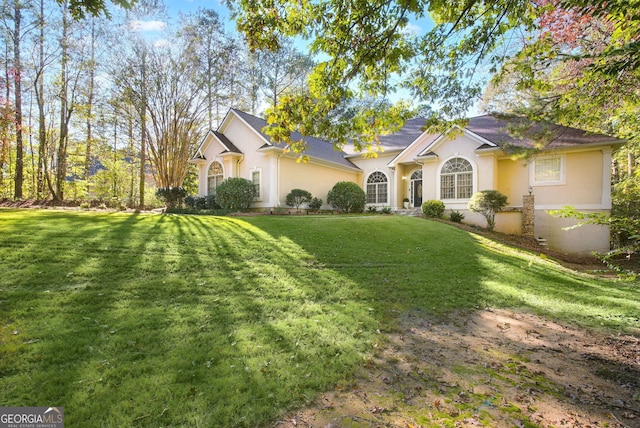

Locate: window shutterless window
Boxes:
[207,161,224,196]
[530,155,565,185]
[440,158,473,199]
[366,171,388,204]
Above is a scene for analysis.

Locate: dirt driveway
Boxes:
[275,308,639,428]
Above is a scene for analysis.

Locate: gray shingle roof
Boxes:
[212,131,241,153]
[466,115,624,150]
[375,117,430,150]
[231,109,359,170]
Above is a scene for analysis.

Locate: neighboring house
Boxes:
[191,108,625,255]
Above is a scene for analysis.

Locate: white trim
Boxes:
[249,167,263,201]
[437,154,477,201]
[601,148,613,209]
[206,160,225,196]
[387,132,441,167]
[365,169,390,205]
[221,109,271,146]
[259,146,362,173]
[529,154,566,186]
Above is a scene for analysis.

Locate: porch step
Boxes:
[396,208,423,217]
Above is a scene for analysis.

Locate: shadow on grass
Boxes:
[0,210,379,426]
[1,211,638,427]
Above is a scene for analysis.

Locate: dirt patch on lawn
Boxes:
[274,309,640,428]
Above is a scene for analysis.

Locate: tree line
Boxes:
[0,0,313,207]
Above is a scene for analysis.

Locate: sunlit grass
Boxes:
[0,209,638,427]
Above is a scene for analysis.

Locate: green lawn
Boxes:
[0,209,638,427]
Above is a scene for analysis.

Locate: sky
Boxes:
[127,1,483,115]
[133,0,432,44]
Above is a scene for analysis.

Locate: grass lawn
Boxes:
[0,209,638,427]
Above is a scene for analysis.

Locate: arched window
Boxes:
[366,171,388,204]
[207,161,224,196]
[440,158,473,199]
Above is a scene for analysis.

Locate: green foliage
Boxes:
[285,188,312,212]
[381,206,392,214]
[215,177,257,211]
[468,190,508,231]
[549,205,640,279]
[184,195,221,211]
[326,181,366,213]
[422,200,445,218]
[156,187,188,209]
[308,196,323,211]
[450,210,465,223]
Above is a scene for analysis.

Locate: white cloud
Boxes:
[402,22,424,36]
[128,20,167,32]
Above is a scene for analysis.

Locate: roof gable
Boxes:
[191,130,243,161]
[465,115,625,150]
[230,109,360,170]
[384,114,625,165]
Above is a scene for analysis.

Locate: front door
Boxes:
[410,169,423,208]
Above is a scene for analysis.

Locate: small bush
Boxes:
[422,200,445,218]
[308,197,323,211]
[185,195,221,210]
[285,189,312,212]
[327,181,366,213]
[381,206,392,214]
[156,187,188,209]
[468,190,508,231]
[367,206,378,214]
[185,195,204,210]
[215,178,257,211]
[450,210,465,223]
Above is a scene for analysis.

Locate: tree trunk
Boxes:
[138,50,147,209]
[55,0,70,201]
[36,0,47,199]
[13,0,23,199]
[84,19,96,182]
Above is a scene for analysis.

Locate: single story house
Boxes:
[190,108,625,255]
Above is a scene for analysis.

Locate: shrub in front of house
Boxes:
[184,195,221,211]
[285,189,312,212]
[327,181,366,213]
[156,187,188,209]
[185,195,205,210]
[422,200,445,218]
[468,190,508,231]
[215,178,257,211]
[308,197,323,212]
[450,210,465,223]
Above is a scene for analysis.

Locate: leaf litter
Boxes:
[274,308,639,427]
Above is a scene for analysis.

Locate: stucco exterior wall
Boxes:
[425,135,497,210]
[534,210,611,255]
[536,151,604,208]
[350,152,399,206]
[278,156,360,209]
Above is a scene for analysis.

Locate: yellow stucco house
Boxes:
[191,108,625,256]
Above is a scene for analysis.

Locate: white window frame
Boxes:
[250,168,262,200]
[365,170,389,205]
[530,154,566,186]
[207,161,224,196]
[438,156,475,201]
